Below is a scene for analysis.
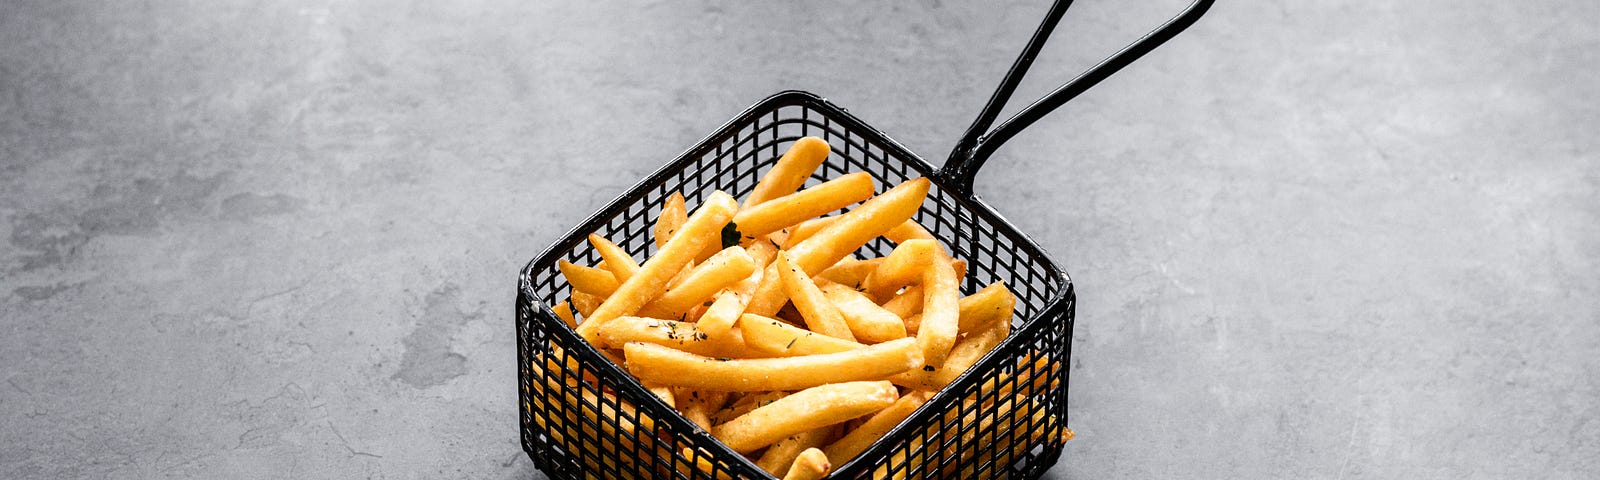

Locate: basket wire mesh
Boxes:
[517,1,1213,478]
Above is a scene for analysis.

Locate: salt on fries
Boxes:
[546,136,1052,477]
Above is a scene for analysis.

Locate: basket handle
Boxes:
[936,0,1215,196]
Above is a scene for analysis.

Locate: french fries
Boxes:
[916,248,962,367]
[777,252,856,341]
[576,191,738,344]
[543,136,1038,477]
[623,338,922,392]
[711,381,897,453]
[588,234,640,283]
[821,283,908,343]
[744,136,831,208]
[638,246,758,321]
[739,313,865,356]
[782,448,832,480]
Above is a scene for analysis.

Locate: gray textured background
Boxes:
[2,0,1596,478]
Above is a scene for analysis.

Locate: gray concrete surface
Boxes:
[2,0,1596,478]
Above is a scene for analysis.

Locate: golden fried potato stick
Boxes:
[577,191,738,344]
[776,252,856,341]
[638,246,758,320]
[883,219,935,244]
[739,313,865,357]
[588,234,640,283]
[958,281,1016,334]
[821,283,908,343]
[746,178,931,316]
[782,448,832,480]
[551,301,577,329]
[862,239,940,301]
[823,390,930,462]
[559,260,619,298]
[732,172,875,240]
[744,136,831,209]
[711,381,897,453]
[756,426,837,477]
[598,316,743,357]
[816,257,883,289]
[622,338,922,392]
[655,192,688,250]
[916,248,962,367]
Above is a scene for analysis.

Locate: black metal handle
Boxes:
[937,0,1216,196]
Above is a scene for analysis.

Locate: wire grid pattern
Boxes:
[518,91,1075,479]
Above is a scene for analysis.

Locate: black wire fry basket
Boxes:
[517,1,1214,478]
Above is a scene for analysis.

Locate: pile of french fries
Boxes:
[534,137,1068,479]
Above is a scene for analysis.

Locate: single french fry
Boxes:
[745,178,930,316]
[862,239,941,301]
[782,448,832,480]
[821,283,908,343]
[883,219,935,244]
[588,234,640,283]
[816,257,882,289]
[551,301,577,329]
[711,381,897,453]
[571,291,603,318]
[577,191,738,344]
[598,316,743,357]
[559,260,620,298]
[783,216,840,248]
[744,136,831,208]
[732,172,875,240]
[777,252,855,341]
[638,246,758,320]
[655,192,688,250]
[917,249,961,367]
[740,313,866,357]
[823,390,930,462]
[756,426,836,477]
[958,281,1016,334]
[622,338,922,392]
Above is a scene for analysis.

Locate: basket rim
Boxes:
[517,89,1076,479]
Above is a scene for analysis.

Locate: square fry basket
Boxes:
[517,1,1213,478]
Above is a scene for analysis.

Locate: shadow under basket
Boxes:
[518,91,1075,479]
